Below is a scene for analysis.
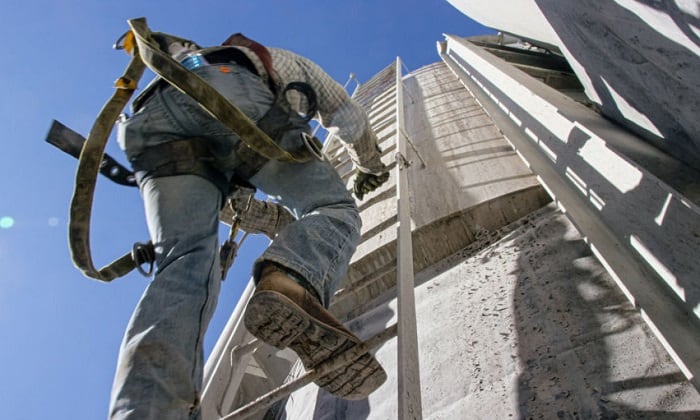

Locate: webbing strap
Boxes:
[68,52,146,281]
[68,17,317,281]
[131,138,231,197]
[128,17,314,164]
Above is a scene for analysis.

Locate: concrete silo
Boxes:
[201,7,700,416]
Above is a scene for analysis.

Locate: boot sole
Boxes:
[244,290,387,399]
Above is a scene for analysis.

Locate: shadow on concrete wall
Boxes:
[511,210,699,418]
[634,0,700,47]
[413,48,700,416]
[533,0,700,172]
[559,126,700,310]
[400,63,498,228]
[447,43,700,328]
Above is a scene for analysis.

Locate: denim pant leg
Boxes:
[110,65,274,420]
[250,158,362,307]
[110,176,222,420]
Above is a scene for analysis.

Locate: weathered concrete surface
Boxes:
[441,35,700,390]
[330,61,550,319]
[274,204,700,419]
[446,0,700,173]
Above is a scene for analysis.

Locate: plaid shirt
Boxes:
[265,47,385,174]
[136,33,386,175]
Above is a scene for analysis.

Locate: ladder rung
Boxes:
[219,324,398,420]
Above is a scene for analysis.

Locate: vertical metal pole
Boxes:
[394,57,423,420]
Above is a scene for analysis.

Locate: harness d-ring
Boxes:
[132,241,155,277]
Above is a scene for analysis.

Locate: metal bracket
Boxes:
[404,135,427,169]
[132,242,155,277]
[395,152,412,170]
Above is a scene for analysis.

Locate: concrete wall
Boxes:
[329,61,549,320]
[278,205,700,419]
[440,35,700,392]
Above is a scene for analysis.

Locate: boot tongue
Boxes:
[263,263,322,303]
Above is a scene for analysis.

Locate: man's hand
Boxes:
[353,171,390,200]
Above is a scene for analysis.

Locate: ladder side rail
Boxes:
[394,56,424,420]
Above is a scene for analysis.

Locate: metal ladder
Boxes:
[201,58,424,420]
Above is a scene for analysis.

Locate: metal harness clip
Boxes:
[132,241,155,277]
[113,30,136,55]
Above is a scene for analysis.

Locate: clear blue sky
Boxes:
[0,1,487,418]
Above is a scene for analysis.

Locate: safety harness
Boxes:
[130,80,322,195]
[65,17,322,282]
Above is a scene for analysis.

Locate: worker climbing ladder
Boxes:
[46,17,425,419]
[47,16,700,418]
[200,58,426,419]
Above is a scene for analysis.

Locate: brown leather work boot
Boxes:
[243,265,387,400]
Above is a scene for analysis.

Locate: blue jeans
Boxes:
[109,64,361,419]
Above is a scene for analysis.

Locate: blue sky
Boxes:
[0,1,487,418]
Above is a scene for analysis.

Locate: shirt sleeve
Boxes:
[270,49,388,175]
